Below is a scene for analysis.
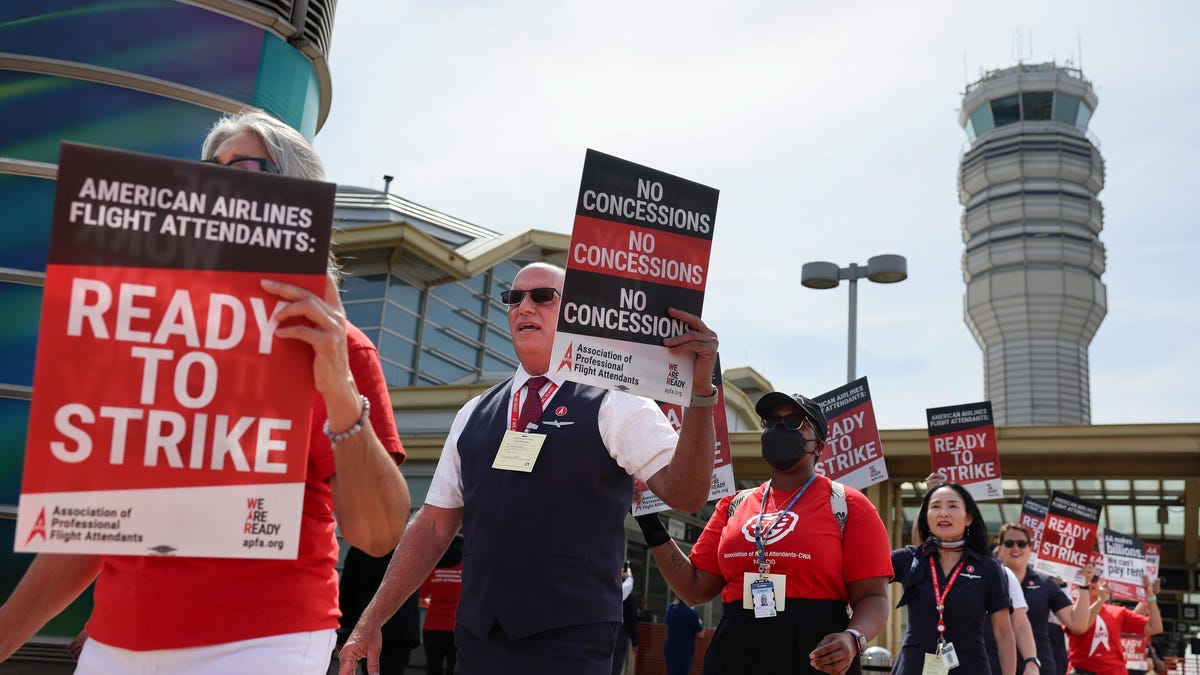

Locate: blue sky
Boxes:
[313,1,1199,429]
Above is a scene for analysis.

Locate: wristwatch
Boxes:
[843,628,867,654]
[689,389,718,407]
[1023,656,1041,669]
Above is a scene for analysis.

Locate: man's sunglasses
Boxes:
[204,156,280,174]
[760,415,810,432]
[1002,539,1030,548]
[500,287,560,306]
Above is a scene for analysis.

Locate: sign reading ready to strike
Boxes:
[16,143,333,559]
[814,377,888,490]
[926,401,1004,501]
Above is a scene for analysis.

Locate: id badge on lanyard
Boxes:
[928,556,964,671]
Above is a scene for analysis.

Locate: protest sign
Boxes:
[1019,495,1049,565]
[552,149,719,405]
[1033,490,1102,584]
[1101,528,1147,602]
[633,360,733,515]
[813,377,887,490]
[925,401,1003,501]
[16,142,333,559]
[1121,636,1150,671]
[1145,543,1161,583]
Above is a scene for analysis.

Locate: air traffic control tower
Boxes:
[957,63,1107,425]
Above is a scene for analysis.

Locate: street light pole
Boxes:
[847,263,859,383]
[801,255,908,383]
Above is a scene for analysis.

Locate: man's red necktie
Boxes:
[515,376,548,432]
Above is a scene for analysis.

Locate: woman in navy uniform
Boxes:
[891,483,1015,675]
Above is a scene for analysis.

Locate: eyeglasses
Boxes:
[204,156,279,174]
[500,287,560,306]
[760,416,810,432]
[1002,539,1030,549]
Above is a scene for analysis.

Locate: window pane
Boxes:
[1020,480,1048,498]
[1075,480,1103,500]
[969,105,994,137]
[1106,505,1133,536]
[979,504,1002,534]
[1053,93,1080,124]
[341,273,386,302]
[1047,480,1074,493]
[965,117,976,141]
[1134,506,1161,537]
[421,350,470,383]
[0,175,55,271]
[379,331,416,371]
[482,353,516,373]
[1163,507,1183,537]
[0,283,42,386]
[0,397,31,504]
[385,275,421,310]
[344,300,383,330]
[461,273,487,294]
[429,327,480,367]
[379,359,411,387]
[382,304,419,338]
[991,95,1020,127]
[1022,91,1053,120]
[432,281,484,316]
[1075,103,1093,129]
[426,298,482,340]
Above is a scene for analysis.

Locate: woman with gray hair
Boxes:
[0,109,410,674]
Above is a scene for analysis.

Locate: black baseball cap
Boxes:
[754,392,828,442]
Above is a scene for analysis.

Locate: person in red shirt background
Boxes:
[1066,576,1162,675]
[421,533,464,675]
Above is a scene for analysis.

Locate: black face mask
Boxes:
[760,428,815,472]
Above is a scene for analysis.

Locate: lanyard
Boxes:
[928,555,965,645]
[508,379,559,431]
[754,474,817,574]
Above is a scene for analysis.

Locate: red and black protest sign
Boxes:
[1145,543,1161,583]
[1033,490,1102,584]
[16,142,333,559]
[1019,495,1049,563]
[552,149,718,405]
[634,358,734,515]
[813,377,887,490]
[925,401,1003,501]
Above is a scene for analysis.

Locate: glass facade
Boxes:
[964,90,1095,141]
[340,259,527,387]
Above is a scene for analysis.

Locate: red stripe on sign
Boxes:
[567,215,710,291]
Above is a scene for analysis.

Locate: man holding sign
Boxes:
[0,111,409,673]
[340,262,719,675]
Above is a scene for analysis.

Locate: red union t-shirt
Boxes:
[88,323,405,650]
[1067,603,1149,675]
[689,474,892,603]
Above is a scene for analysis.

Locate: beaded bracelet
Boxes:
[323,395,370,448]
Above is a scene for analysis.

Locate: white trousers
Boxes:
[75,629,337,675]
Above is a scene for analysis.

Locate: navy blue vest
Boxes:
[456,378,633,639]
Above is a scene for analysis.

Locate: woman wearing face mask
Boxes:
[635,392,892,674]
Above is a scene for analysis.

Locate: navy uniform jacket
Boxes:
[891,545,1012,675]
